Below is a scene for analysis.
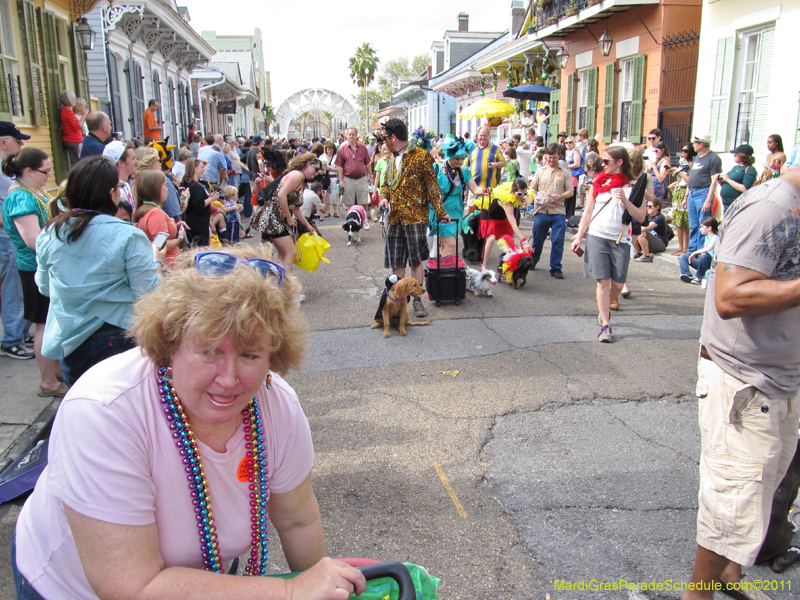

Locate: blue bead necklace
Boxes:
[157,364,270,575]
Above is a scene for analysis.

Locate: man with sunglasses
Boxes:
[685,133,722,255]
[643,128,662,164]
[529,143,574,279]
[378,118,449,318]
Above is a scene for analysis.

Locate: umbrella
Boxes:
[502,84,554,101]
[459,98,516,120]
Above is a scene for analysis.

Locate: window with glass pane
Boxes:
[577,68,590,130]
[618,59,633,141]
[0,0,23,117]
[733,30,761,148]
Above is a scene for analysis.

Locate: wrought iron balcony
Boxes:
[527,0,600,33]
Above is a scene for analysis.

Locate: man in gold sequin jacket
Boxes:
[379,118,450,318]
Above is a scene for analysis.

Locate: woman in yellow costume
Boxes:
[474,177,533,271]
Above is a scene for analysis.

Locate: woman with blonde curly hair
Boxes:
[134,146,161,180]
[14,243,367,600]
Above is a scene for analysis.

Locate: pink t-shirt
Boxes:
[15,349,314,599]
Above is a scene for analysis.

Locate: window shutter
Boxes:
[565,71,574,134]
[628,53,645,144]
[177,81,185,138]
[750,26,775,151]
[586,66,598,139]
[39,8,68,182]
[107,49,123,134]
[709,37,734,151]
[18,0,45,126]
[168,77,177,145]
[549,87,560,142]
[603,61,615,143]
[0,59,11,119]
[71,24,90,101]
[126,58,144,141]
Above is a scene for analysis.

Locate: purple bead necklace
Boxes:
[157,364,270,575]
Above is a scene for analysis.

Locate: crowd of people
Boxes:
[3,95,800,599]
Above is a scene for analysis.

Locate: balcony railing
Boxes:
[527,0,600,33]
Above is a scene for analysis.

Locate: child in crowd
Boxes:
[222,185,244,244]
[503,147,519,182]
[679,217,718,284]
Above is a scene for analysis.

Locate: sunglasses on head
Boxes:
[194,251,285,286]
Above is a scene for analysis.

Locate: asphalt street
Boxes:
[1,214,798,599]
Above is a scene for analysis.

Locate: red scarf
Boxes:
[592,171,629,198]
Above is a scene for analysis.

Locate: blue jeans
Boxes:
[679,252,712,280]
[0,237,31,347]
[687,187,711,254]
[61,322,136,387]
[241,182,253,218]
[12,535,46,600]
[531,213,566,271]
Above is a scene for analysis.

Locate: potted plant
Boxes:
[587,0,602,6]
[537,0,552,8]
[564,1,578,17]
[546,15,558,25]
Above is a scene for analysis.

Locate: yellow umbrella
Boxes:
[459,98,516,120]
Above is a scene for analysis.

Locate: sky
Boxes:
[182,0,513,111]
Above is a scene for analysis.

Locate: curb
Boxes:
[0,399,60,473]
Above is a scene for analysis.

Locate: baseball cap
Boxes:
[502,137,513,144]
[102,140,127,163]
[558,131,567,137]
[381,118,407,139]
[693,133,712,144]
[0,121,31,140]
[252,135,263,143]
[730,144,754,156]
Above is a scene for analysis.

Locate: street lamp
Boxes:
[75,17,96,51]
[556,45,570,70]
[261,104,268,134]
[598,30,614,57]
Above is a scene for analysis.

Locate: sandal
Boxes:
[717,575,774,600]
[670,250,683,256]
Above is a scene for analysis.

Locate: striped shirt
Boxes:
[469,144,504,188]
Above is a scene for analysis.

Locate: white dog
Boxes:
[466,267,498,297]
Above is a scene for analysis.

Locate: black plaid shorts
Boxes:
[384,223,429,269]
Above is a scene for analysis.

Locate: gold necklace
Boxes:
[14,181,52,223]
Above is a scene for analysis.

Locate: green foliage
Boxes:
[349,42,380,134]
[377,54,431,102]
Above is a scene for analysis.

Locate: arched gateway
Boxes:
[273,88,361,139]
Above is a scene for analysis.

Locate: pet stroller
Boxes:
[426,220,467,306]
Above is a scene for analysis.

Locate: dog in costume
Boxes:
[497,235,535,289]
[148,138,177,169]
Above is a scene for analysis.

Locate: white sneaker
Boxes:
[364,222,370,230]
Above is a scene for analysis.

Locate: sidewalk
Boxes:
[0,349,59,473]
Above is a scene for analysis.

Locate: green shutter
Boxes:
[603,61,615,143]
[39,8,68,182]
[549,87,560,142]
[71,23,90,101]
[750,26,774,151]
[628,54,645,144]
[0,59,11,119]
[586,66,598,139]
[565,71,574,135]
[709,37,734,151]
[18,0,46,126]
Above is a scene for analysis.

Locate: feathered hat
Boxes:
[412,127,436,151]
[148,138,177,169]
[442,136,475,160]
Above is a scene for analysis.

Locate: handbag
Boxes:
[293,233,331,273]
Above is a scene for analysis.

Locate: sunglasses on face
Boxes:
[648,136,656,140]
[194,251,285,286]
[602,159,612,165]
[647,204,657,208]
[515,191,527,196]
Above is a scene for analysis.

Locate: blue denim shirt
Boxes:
[35,215,160,359]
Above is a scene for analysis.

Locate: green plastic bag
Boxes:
[269,562,440,600]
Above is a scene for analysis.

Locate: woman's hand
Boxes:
[286,214,297,228]
[289,557,367,600]
[681,197,687,210]
[570,234,582,254]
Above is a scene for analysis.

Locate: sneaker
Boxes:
[633,252,643,259]
[24,334,34,347]
[363,221,370,230]
[691,277,702,285]
[634,254,652,262]
[550,269,564,279]
[412,297,427,318]
[598,325,613,343]
[0,344,35,360]
[680,274,692,284]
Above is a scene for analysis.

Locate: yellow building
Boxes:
[0,0,100,186]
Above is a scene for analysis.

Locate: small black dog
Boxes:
[341,205,366,246]
[461,213,483,263]
[512,255,535,289]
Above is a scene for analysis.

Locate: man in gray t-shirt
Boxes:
[684,134,722,254]
[685,172,800,597]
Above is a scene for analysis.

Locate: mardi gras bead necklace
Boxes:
[385,141,416,191]
[14,181,52,223]
[157,364,270,575]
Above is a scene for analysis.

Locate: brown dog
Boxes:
[370,277,434,338]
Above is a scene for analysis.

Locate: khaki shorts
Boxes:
[695,353,799,566]
[343,176,369,206]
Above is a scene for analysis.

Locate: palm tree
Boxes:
[349,43,380,135]
[261,104,275,134]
